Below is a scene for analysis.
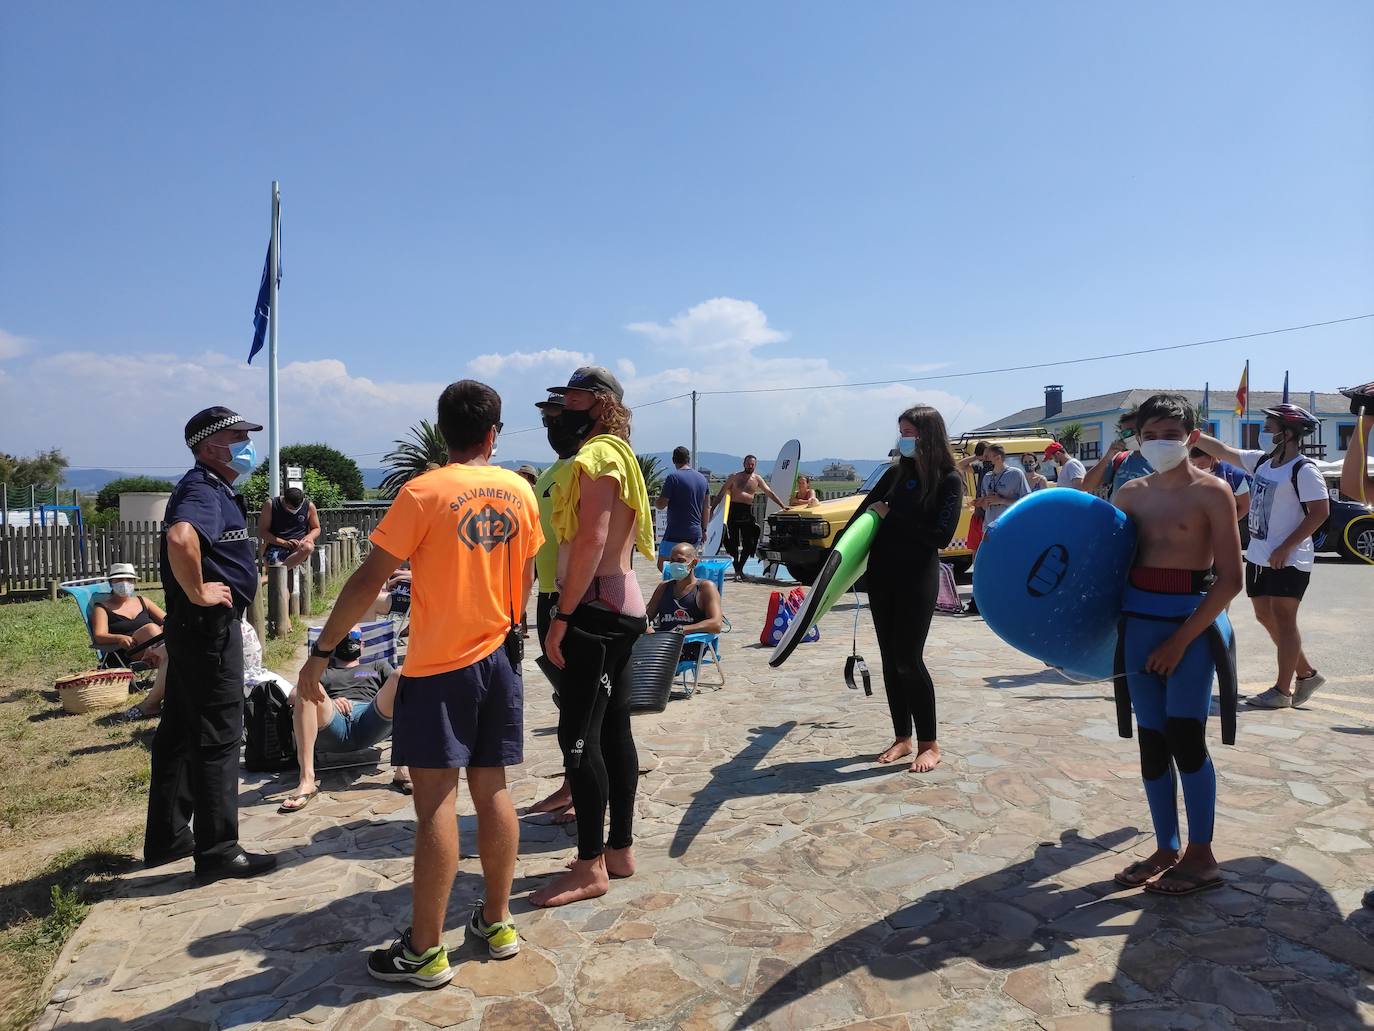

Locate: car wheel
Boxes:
[1337,517,1374,564]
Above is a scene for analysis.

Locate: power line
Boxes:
[698,313,1374,397]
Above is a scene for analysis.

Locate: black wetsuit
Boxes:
[723,475,762,577]
[853,464,964,742]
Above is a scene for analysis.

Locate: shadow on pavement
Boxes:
[732,828,1374,1029]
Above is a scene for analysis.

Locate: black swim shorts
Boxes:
[1244,561,1311,600]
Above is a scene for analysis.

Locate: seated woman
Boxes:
[645,543,723,661]
[790,475,818,507]
[92,564,166,722]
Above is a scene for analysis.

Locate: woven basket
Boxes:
[56,669,133,714]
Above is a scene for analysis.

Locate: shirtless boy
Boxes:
[714,455,786,581]
[1108,393,1242,897]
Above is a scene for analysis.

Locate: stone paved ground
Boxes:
[36,569,1374,1030]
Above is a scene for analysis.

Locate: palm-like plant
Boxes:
[637,454,665,496]
[379,419,448,499]
[1054,422,1084,456]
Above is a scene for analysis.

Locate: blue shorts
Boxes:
[316,699,393,753]
[658,538,696,559]
[392,648,524,769]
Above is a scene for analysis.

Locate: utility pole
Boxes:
[690,390,698,467]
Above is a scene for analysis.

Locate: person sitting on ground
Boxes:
[645,543,724,662]
[1043,442,1086,489]
[790,474,818,507]
[1021,455,1050,492]
[94,562,166,670]
[257,487,321,569]
[279,630,410,812]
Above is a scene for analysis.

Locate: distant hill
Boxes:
[61,468,136,492]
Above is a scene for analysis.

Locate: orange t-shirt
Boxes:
[371,464,542,677]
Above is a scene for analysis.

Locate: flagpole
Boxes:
[268,181,281,498]
[1243,359,1249,447]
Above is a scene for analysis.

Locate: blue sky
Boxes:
[2,2,1371,471]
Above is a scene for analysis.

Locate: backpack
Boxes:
[244,679,298,772]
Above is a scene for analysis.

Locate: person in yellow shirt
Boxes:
[531,366,653,908]
[298,380,541,986]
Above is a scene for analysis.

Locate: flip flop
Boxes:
[550,804,577,825]
[277,788,319,814]
[391,777,413,796]
[1114,859,1175,888]
[1143,869,1224,897]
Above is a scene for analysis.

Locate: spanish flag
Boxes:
[1234,361,1249,416]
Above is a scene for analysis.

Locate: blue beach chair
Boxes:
[307,619,399,668]
[59,576,162,672]
[661,557,730,698]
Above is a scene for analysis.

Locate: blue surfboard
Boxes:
[972,490,1137,680]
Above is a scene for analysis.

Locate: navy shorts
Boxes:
[392,648,524,769]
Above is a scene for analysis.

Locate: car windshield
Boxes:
[856,463,892,494]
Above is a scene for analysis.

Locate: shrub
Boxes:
[279,444,365,501]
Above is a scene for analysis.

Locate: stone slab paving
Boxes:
[37,570,1374,1030]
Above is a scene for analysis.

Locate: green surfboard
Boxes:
[768,509,880,668]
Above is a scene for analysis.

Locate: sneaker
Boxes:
[367,929,453,988]
[1246,686,1294,709]
[468,900,520,959]
[1293,671,1326,706]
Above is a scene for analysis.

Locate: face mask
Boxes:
[1270,431,1286,447]
[555,407,597,446]
[545,420,582,460]
[223,439,256,476]
[1124,436,1141,453]
[665,561,692,581]
[896,437,918,459]
[112,582,136,598]
[1140,439,1188,473]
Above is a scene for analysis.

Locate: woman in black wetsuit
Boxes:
[851,405,964,773]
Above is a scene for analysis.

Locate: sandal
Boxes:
[1144,869,1225,897]
[391,776,413,796]
[1114,859,1175,888]
[277,788,320,814]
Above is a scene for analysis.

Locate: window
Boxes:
[1204,420,1220,437]
[1079,441,1101,461]
[1338,424,1357,451]
[1241,423,1263,449]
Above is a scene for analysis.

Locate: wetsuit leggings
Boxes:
[724,509,759,578]
[1123,614,1217,850]
[557,606,647,859]
[867,554,940,742]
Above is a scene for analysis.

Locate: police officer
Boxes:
[144,406,277,883]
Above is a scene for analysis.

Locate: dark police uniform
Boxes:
[144,461,260,866]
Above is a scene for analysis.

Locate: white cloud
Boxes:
[627,298,787,357]
[0,329,32,360]
[467,348,593,378]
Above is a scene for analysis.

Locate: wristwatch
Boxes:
[553,609,574,623]
[310,641,335,659]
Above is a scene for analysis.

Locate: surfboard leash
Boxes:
[844,587,872,696]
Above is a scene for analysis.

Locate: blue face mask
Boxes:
[896,436,918,459]
[665,561,692,581]
[226,439,257,476]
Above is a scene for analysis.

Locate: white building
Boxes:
[975,385,1359,462]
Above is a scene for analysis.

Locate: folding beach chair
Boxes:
[59,576,163,675]
[663,557,730,698]
[306,619,399,668]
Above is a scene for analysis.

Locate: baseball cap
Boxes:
[184,406,263,449]
[547,366,624,402]
[534,392,566,411]
[1043,442,1066,458]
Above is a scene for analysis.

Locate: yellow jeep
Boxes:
[762,429,1056,585]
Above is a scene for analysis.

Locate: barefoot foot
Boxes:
[604,845,636,879]
[550,803,577,825]
[532,857,609,907]
[528,784,574,816]
[877,738,913,764]
[909,742,941,773]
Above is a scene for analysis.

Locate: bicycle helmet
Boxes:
[1260,403,1318,437]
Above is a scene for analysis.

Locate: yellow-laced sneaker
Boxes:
[468,899,520,959]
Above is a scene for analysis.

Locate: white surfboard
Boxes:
[704,494,729,556]
[766,439,802,521]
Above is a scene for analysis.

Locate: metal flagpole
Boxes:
[268,181,281,498]
[1243,359,1249,447]
[690,391,698,466]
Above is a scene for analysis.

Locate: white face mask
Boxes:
[112,581,136,598]
[1140,439,1189,473]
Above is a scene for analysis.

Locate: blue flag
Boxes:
[248,207,281,365]
[1281,370,1289,404]
[1202,382,1209,418]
